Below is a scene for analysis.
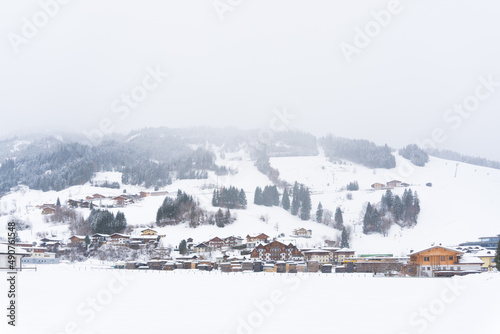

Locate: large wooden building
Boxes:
[409,246,464,277]
[250,240,302,262]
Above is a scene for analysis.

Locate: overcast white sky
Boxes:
[1,0,500,160]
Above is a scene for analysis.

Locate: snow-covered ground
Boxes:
[0,149,499,255]
[0,263,498,334]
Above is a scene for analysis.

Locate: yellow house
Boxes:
[475,249,497,271]
[141,229,158,236]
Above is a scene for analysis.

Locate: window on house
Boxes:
[457,266,461,270]
[449,256,453,261]
[424,257,430,261]
[441,256,445,261]
[450,266,454,270]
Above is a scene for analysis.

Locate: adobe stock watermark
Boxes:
[49,270,135,334]
[399,279,466,334]
[82,65,169,146]
[225,274,309,334]
[340,0,403,64]
[8,0,72,54]
[383,74,499,182]
[213,0,244,21]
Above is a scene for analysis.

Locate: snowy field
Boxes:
[0,263,498,334]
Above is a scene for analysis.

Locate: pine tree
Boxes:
[393,195,404,222]
[212,189,219,207]
[334,207,344,229]
[272,186,280,206]
[495,239,500,271]
[238,189,247,208]
[291,184,300,216]
[382,189,393,211]
[363,203,373,234]
[300,187,312,220]
[254,187,263,205]
[84,235,90,246]
[282,188,290,211]
[179,240,187,255]
[114,211,127,233]
[56,197,61,207]
[262,186,273,206]
[316,202,323,224]
[340,227,349,248]
[216,208,225,227]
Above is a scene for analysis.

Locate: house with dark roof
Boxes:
[250,240,302,262]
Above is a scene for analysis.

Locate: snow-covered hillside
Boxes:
[0,149,499,256]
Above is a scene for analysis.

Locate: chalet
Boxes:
[303,249,332,264]
[293,228,312,238]
[93,194,105,199]
[113,195,128,207]
[386,180,402,188]
[139,192,150,198]
[69,235,87,245]
[371,183,386,189]
[224,236,244,247]
[0,244,28,269]
[409,246,464,277]
[141,229,158,236]
[39,238,63,251]
[130,235,158,246]
[207,237,225,250]
[246,233,269,248]
[80,201,91,209]
[91,234,110,244]
[42,207,56,215]
[250,240,302,262]
[194,243,210,253]
[109,233,131,244]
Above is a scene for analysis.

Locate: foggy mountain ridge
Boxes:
[0,127,498,195]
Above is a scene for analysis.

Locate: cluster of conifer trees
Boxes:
[212,186,247,209]
[88,209,127,235]
[363,189,420,235]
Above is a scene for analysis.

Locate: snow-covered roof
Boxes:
[336,248,355,253]
[110,233,130,238]
[303,249,331,254]
[409,245,464,256]
[458,256,484,265]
